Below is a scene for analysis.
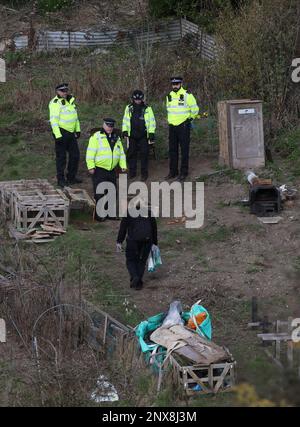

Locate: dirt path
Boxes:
[72,154,300,323]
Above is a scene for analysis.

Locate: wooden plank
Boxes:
[0,319,6,343]
[287,317,294,368]
[214,364,231,393]
[186,368,211,393]
[264,349,284,369]
[257,333,290,342]
[29,238,56,244]
[275,320,281,361]
[103,315,108,345]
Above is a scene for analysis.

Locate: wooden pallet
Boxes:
[63,187,95,210]
[169,354,236,396]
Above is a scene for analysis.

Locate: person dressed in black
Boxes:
[116,200,158,290]
[122,90,156,181]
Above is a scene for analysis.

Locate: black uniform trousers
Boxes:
[92,167,117,220]
[126,239,152,282]
[169,121,191,177]
[54,128,80,182]
[127,136,149,177]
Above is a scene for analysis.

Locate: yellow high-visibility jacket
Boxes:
[86,130,127,171]
[166,87,199,126]
[122,104,156,137]
[49,95,80,139]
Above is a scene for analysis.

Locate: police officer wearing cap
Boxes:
[86,118,127,221]
[122,90,156,181]
[165,77,199,181]
[49,83,82,187]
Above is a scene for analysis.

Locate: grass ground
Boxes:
[1,48,300,407]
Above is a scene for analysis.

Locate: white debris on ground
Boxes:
[90,375,119,403]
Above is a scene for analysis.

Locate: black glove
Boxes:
[75,132,81,139]
[186,118,193,129]
[149,133,155,142]
[55,136,63,143]
[122,131,128,138]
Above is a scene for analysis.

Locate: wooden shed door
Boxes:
[230,104,264,164]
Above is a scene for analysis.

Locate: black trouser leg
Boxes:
[137,241,152,281]
[127,138,138,176]
[92,168,117,220]
[179,122,191,176]
[66,133,80,181]
[126,239,140,281]
[139,136,149,177]
[169,125,179,176]
[55,136,67,182]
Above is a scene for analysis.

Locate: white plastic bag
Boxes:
[148,245,162,273]
[162,301,184,328]
[148,252,155,272]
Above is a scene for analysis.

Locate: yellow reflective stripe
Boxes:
[59,118,77,123]
[60,110,77,115]
[168,111,190,115]
[95,155,113,160]
[167,105,189,108]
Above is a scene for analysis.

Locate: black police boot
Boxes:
[177,174,187,182]
[57,179,67,188]
[131,277,140,289]
[67,177,83,185]
[135,279,143,290]
[165,173,178,180]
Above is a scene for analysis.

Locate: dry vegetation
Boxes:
[1,0,300,407]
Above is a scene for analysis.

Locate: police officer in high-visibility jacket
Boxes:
[165,77,199,182]
[86,118,127,221]
[122,90,156,181]
[49,83,82,188]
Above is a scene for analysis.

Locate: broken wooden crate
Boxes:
[12,187,69,231]
[63,187,95,211]
[149,325,236,396]
[169,354,236,396]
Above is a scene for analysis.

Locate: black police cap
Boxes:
[103,118,115,127]
[132,90,144,100]
[171,77,183,84]
[56,83,69,91]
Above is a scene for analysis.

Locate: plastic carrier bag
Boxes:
[181,300,212,340]
[147,245,162,273]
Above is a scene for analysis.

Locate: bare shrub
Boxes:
[0,243,104,406]
[214,0,300,132]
